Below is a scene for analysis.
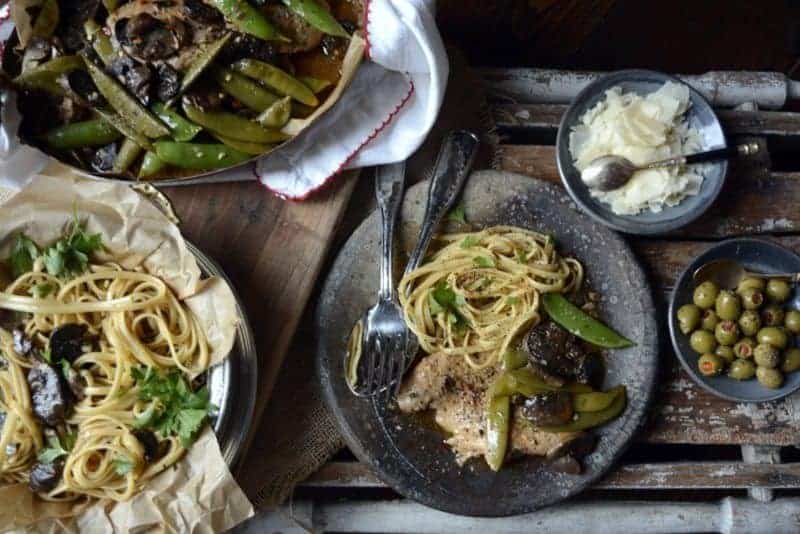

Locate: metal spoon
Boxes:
[693,259,800,289]
[582,142,759,192]
[346,131,480,398]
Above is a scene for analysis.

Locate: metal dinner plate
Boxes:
[188,242,258,468]
[555,69,728,235]
[316,170,659,516]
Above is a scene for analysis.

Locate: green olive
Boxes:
[728,359,756,380]
[714,320,739,346]
[733,338,756,360]
[756,366,784,389]
[756,326,789,349]
[740,287,765,310]
[785,310,800,334]
[701,309,719,331]
[782,348,800,373]
[715,345,736,364]
[690,329,717,354]
[698,353,724,376]
[754,343,780,368]
[766,279,792,303]
[761,305,785,327]
[738,310,761,337]
[676,304,701,335]
[715,290,741,321]
[693,281,720,309]
[737,277,766,294]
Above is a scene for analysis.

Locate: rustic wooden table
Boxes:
[235,1,800,531]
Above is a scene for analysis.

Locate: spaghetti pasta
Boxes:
[398,226,583,370]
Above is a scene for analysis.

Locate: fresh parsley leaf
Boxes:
[473,256,495,268]
[9,234,39,278]
[41,218,103,277]
[445,203,466,225]
[62,430,77,452]
[506,296,520,305]
[29,282,55,299]
[431,281,469,329]
[428,294,444,315]
[113,456,134,476]
[37,434,68,464]
[459,235,479,249]
[515,249,529,264]
[41,349,52,365]
[131,367,214,447]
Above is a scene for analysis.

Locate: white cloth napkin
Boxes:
[257,0,448,199]
[0,1,448,200]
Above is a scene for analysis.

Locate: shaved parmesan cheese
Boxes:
[569,82,704,215]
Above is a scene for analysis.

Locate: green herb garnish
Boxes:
[9,235,39,278]
[113,456,135,476]
[445,203,466,225]
[459,235,479,249]
[515,249,530,264]
[473,256,495,268]
[430,281,469,329]
[29,282,55,299]
[37,433,72,464]
[131,367,215,447]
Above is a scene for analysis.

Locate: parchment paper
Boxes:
[0,174,253,532]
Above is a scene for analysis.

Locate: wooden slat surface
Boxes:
[165,174,357,496]
[303,460,800,490]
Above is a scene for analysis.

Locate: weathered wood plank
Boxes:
[493,103,800,137]
[304,460,800,490]
[496,144,800,238]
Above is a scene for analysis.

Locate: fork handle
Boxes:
[375,162,406,300]
[404,131,480,276]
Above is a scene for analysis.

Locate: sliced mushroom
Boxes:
[29,459,64,493]
[134,430,159,462]
[155,63,180,102]
[264,4,325,54]
[183,0,224,25]
[219,33,278,65]
[91,143,118,173]
[50,324,88,363]
[109,55,153,105]
[115,14,188,62]
[524,321,600,384]
[521,391,574,427]
[26,364,70,426]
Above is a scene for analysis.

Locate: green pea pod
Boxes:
[500,348,528,372]
[208,0,289,41]
[138,151,166,178]
[542,293,635,349]
[84,20,115,67]
[232,59,319,106]
[281,0,349,38]
[256,96,291,128]
[573,390,618,413]
[93,109,153,150]
[154,141,251,170]
[539,386,627,432]
[485,394,510,472]
[211,132,273,156]
[14,56,83,95]
[112,139,143,174]
[498,368,593,397]
[43,119,122,150]
[183,102,290,144]
[298,76,333,94]
[213,67,280,112]
[83,58,169,138]
[178,33,232,96]
[32,0,59,39]
[151,103,202,142]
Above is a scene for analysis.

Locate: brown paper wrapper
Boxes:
[0,174,253,532]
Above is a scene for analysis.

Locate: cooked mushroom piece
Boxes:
[573,352,605,388]
[525,321,603,385]
[26,364,70,426]
[29,459,65,493]
[546,432,598,460]
[155,63,180,102]
[219,33,278,65]
[134,430,159,462]
[68,70,106,107]
[109,55,153,105]
[264,4,325,54]
[115,14,187,62]
[183,0,224,25]
[521,391,574,427]
[50,324,88,363]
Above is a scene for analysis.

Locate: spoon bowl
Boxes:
[693,258,800,289]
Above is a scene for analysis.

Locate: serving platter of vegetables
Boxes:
[2,0,365,181]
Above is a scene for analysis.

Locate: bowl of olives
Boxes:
[669,238,800,402]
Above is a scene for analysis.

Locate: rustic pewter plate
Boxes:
[669,238,800,403]
[316,170,659,516]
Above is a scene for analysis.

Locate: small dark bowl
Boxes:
[668,238,800,402]
[556,69,727,235]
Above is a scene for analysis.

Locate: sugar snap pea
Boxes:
[183,102,290,143]
[32,0,59,39]
[490,368,593,397]
[43,119,122,150]
[154,141,251,170]
[112,139,142,174]
[138,151,166,178]
[84,20,115,67]
[538,386,626,432]
[14,56,83,94]
[211,132,272,155]
[208,0,288,41]
[256,96,291,128]
[213,67,280,112]
[178,33,232,96]
[232,59,319,106]
[281,0,349,38]
[485,394,510,472]
[151,103,202,142]
[83,58,169,138]
[573,390,618,413]
[93,109,153,150]
[501,348,528,372]
[542,293,634,349]
[298,76,333,94]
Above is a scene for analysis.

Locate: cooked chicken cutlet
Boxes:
[397,351,580,465]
